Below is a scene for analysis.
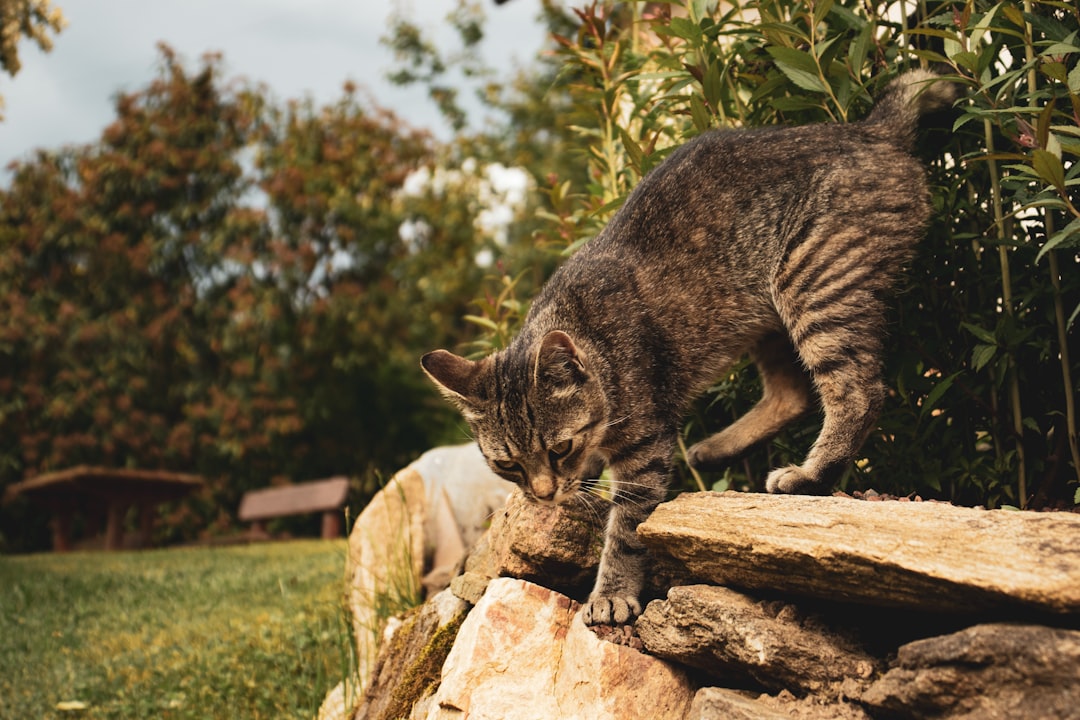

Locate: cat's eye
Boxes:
[493,459,523,475]
[548,439,572,465]
[550,439,572,457]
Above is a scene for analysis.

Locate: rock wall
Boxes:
[321,465,1080,720]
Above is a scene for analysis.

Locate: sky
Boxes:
[0,0,550,176]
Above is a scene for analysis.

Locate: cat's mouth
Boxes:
[525,476,581,506]
[522,465,611,506]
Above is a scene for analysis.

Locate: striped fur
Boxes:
[422,70,957,625]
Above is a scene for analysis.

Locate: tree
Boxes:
[0,46,496,550]
[0,46,263,547]
[0,0,65,120]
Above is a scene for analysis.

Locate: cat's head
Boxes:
[421,330,608,504]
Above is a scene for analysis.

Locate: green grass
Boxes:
[0,540,350,720]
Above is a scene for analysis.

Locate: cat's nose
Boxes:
[530,475,557,501]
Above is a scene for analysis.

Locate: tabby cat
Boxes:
[422,70,957,625]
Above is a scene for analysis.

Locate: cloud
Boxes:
[1,0,548,175]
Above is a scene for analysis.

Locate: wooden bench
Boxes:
[238,477,349,539]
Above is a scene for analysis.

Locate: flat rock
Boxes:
[861,622,1080,719]
[420,577,696,720]
[687,688,791,720]
[688,687,872,720]
[638,492,1080,614]
[636,585,878,695]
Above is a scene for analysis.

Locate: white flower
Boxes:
[401,166,430,197]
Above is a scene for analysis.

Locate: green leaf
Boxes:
[1074,487,1080,506]
[847,21,873,72]
[1041,41,1080,56]
[1069,62,1080,94]
[1028,11,1071,42]
[1041,61,1068,84]
[1000,3,1024,27]
[463,315,499,331]
[702,62,724,110]
[953,112,983,132]
[1046,131,1063,160]
[666,16,702,41]
[689,0,710,23]
[920,372,961,418]
[689,94,711,132]
[962,322,997,345]
[1036,217,1080,263]
[951,51,980,73]
[618,127,645,175]
[968,3,1002,48]
[812,0,835,27]
[905,27,962,41]
[1031,148,1067,192]
[972,344,997,372]
[758,21,810,47]
[943,35,964,60]
[749,71,793,104]
[766,46,828,94]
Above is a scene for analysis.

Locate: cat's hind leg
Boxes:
[768,235,889,495]
[687,333,813,472]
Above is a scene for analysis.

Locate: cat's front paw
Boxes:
[766,465,829,495]
[582,594,642,626]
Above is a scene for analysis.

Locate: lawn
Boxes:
[0,540,350,720]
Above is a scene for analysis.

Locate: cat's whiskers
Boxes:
[572,491,609,528]
[603,413,633,429]
[453,428,476,447]
[482,504,505,526]
[502,496,528,529]
[577,477,614,504]
[609,479,658,507]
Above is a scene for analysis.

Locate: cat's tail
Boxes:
[864,69,959,148]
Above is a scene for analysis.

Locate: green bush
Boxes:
[490,0,1079,508]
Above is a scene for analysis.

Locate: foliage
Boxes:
[0,46,490,550]
[463,0,1078,509]
[0,540,348,719]
[383,0,597,336]
[0,0,65,119]
[383,0,489,132]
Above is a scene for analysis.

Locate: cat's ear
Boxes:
[534,330,589,389]
[421,350,484,405]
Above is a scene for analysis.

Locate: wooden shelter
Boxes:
[4,466,204,551]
